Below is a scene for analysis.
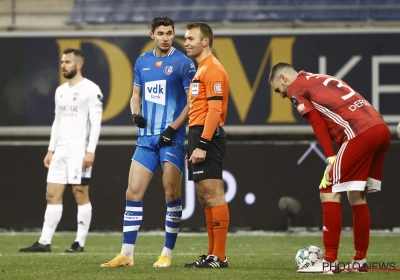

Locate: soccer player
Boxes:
[269,63,391,274]
[19,48,103,253]
[183,22,230,269]
[100,16,195,268]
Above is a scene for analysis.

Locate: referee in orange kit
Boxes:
[183,22,230,269]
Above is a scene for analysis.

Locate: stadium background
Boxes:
[1,0,400,232]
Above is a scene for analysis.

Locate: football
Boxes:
[295,245,325,269]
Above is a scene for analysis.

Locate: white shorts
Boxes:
[47,155,92,185]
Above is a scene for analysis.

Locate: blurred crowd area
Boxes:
[1,0,400,31]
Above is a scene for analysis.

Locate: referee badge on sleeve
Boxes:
[191,83,199,98]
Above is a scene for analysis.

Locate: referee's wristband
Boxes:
[197,137,210,151]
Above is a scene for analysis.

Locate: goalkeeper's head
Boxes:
[269,62,298,99]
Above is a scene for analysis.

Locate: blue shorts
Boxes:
[132,135,185,174]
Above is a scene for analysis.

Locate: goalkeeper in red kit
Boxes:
[269,62,391,274]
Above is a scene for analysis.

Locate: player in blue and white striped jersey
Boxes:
[101,16,195,269]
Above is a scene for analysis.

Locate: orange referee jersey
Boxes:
[188,54,229,141]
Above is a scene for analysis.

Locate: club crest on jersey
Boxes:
[164,65,173,76]
[155,61,162,68]
[191,83,199,98]
[291,96,298,106]
[212,82,222,94]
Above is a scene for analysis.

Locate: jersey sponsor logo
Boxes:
[190,63,195,69]
[297,103,305,113]
[291,96,299,106]
[191,83,199,98]
[142,68,150,70]
[164,65,173,76]
[144,80,166,105]
[212,82,222,94]
[155,61,162,68]
[59,105,78,117]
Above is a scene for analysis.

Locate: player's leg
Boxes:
[66,184,91,252]
[345,125,390,272]
[101,143,156,268]
[66,158,92,252]
[154,141,185,267]
[185,126,229,268]
[296,191,342,274]
[193,178,229,269]
[19,156,67,252]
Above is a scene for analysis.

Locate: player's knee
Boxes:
[126,187,143,201]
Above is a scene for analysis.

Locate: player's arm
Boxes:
[130,85,146,128]
[158,89,190,147]
[45,93,60,168]
[85,87,103,167]
[189,69,223,163]
[159,60,195,146]
[198,68,224,147]
[304,109,336,189]
[397,121,400,139]
[304,109,335,158]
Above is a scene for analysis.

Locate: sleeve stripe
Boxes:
[207,96,223,101]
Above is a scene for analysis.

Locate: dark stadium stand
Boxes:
[66,0,400,25]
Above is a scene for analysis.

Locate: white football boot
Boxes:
[297,259,339,274]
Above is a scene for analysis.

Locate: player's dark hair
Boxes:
[268,62,295,84]
[151,16,175,33]
[63,48,85,61]
[186,22,214,48]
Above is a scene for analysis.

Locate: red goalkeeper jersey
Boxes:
[287,71,386,146]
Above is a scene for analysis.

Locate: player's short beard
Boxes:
[63,69,77,79]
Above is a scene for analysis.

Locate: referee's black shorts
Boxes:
[187,125,226,181]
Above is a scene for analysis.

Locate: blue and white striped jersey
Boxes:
[134,47,196,138]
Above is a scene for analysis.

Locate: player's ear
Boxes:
[149,31,154,39]
[202,37,209,47]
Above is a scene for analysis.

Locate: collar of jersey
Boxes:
[153,47,175,58]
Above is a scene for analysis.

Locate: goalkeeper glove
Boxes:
[158,126,176,146]
[132,114,147,128]
[319,156,336,189]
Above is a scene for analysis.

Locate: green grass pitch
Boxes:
[1,231,400,279]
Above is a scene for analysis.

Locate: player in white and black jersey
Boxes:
[19,48,103,253]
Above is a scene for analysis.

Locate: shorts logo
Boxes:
[164,65,173,76]
[191,83,199,98]
[213,82,222,94]
[155,61,162,68]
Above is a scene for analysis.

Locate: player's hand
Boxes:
[319,156,336,189]
[189,148,207,164]
[83,152,95,167]
[158,126,176,146]
[43,150,54,168]
[132,114,147,128]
